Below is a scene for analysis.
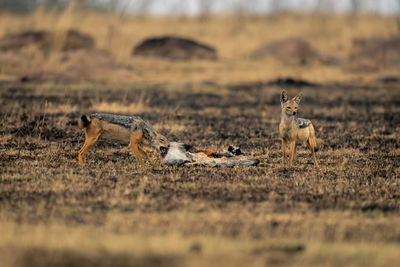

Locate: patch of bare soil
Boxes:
[251,37,320,64]
[18,50,132,83]
[132,36,217,60]
[19,65,134,83]
[12,247,180,267]
[0,30,51,51]
[347,35,400,72]
[0,29,95,52]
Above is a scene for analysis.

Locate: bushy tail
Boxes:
[78,115,91,128]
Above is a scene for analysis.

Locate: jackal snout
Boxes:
[160,145,169,158]
[153,134,169,151]
[281,91,302,117]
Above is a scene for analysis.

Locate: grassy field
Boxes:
[0,8,400,267]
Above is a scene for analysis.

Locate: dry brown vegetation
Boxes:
[0,7,400,267]
[0,7,399,84]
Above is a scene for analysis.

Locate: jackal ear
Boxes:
[280,90,288,103]
[293,93,302,104]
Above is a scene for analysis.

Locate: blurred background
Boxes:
[0,0,399,85]
[1,0,400,15]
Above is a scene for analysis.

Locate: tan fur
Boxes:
[279,90,318,168]
[78,116,168,165]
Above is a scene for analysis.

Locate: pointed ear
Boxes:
[280,90,288,104]
[293,93,302,104]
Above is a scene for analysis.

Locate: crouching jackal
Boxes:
[78,113,168,165]
[279,91,318,167]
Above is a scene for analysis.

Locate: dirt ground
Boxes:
[0,78,399,266]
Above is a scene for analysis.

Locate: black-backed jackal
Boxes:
[78,113,168,165]
[279,91,318,167]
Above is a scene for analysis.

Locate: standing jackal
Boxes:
[279,91,318,167]
[78,113,168,165]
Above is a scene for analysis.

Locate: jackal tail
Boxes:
[78,115,91,128]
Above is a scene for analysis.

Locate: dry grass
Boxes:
[0,9,399,85]
[1,80,400,266]
[1,220,400,267]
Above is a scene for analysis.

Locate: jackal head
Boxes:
[281,90,302,117]
[153,133,169,152]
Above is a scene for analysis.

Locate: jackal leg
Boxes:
[281,138,286,165]
[288,139,297,168]
[138,146,150,161]
[130,130,145,165]
[186,154,202,166]
[78,133,101,164]
[307,136,318,167]
[139,146,154,166]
